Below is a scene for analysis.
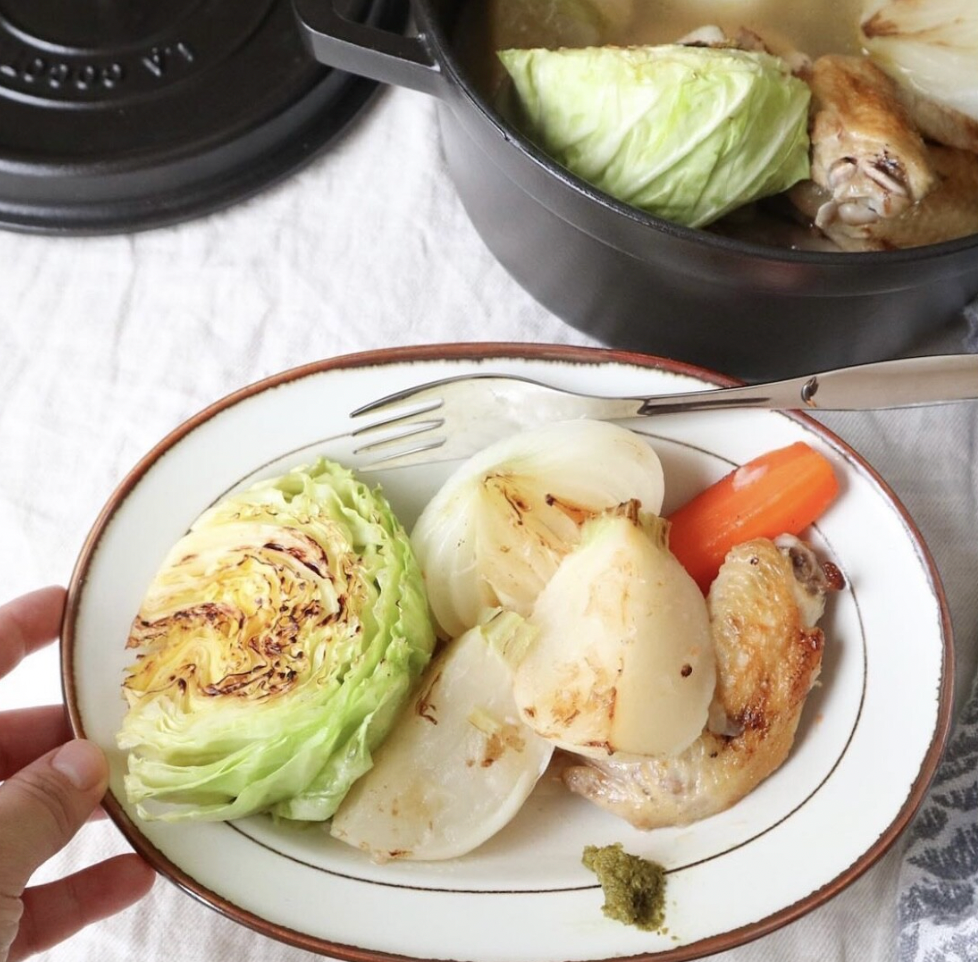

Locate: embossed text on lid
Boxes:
[0,0,402,233]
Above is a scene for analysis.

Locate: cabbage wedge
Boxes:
[118,458,436,823]
[498,44,811,228]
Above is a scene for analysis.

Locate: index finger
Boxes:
[0,586,67,680]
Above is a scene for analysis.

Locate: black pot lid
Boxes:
[0,0,403,234]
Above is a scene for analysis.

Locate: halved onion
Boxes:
[862,0,978,147]
[411,420,665,639]
[513,504,715,760]
[330,610,553,861]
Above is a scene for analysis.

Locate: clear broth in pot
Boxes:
[455,0,864,101]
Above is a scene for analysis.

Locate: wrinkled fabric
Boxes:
[0,84,976,962]
[894,296,978,962]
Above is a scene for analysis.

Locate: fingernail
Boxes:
[51,740,106,791]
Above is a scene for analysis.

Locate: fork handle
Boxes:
[635,354,978,415]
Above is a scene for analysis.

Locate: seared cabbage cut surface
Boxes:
[118,458,435,823]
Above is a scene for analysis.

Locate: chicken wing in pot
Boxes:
[561,536,843,830]
[792,142,978,250]
[795,54,936,236]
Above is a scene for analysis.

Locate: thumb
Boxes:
[0,740,107,953]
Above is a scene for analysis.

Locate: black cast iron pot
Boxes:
[294,0,978,380]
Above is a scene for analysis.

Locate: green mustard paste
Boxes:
[582,843,667,932]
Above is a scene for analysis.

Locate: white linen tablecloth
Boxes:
[1,84,977,962]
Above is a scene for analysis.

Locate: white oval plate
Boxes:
[63,344,952,962]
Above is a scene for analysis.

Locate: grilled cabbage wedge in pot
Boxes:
[118,458,436,823]
[497,43,812,229]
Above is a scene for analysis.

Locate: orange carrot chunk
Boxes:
[667,441,839,594]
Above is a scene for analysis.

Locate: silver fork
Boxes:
[349,353,978,469]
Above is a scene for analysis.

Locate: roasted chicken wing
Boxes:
[792,143,978,250]
[797,54,936,235]
[561,536,842,830]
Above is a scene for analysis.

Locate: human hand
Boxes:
[0,586,156,961]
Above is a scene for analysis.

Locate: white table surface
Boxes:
[1,81,976,962]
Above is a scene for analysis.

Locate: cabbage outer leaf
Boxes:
[498,44,812,227]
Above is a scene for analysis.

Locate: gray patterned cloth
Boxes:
[898,670,978,961]
[897,296,978,962]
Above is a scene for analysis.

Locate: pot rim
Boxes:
[418,0,978,268]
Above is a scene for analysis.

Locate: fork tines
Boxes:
[350,416,447,462]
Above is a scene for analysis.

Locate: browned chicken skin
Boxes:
[800,54,936,233]
[687,36,975,251]
[792,144,978,251]
[787,53,978,250]
[561,536,841,830]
